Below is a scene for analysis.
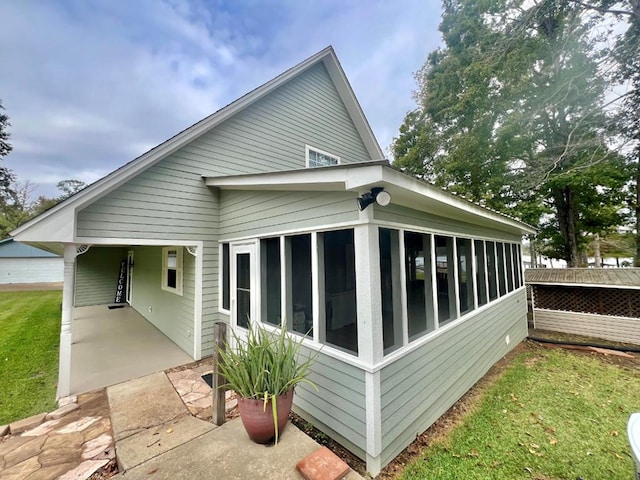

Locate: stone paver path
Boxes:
[167,365,238,420]
[0,390,114,480]
[0,362,249,480]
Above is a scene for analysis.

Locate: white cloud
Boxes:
[0,0,442,198]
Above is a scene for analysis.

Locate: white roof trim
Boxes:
[12,46,383,241]
[205,163,536,235]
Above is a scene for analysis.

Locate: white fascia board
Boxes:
[206,168,349,191]
[12,47,340,241]
[351,167,535,235]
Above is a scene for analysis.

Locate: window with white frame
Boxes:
[306,145,340,168]
[378,228,523,355]
[321,229,357,354]
[221,243,230,311]
[162,247,183,295]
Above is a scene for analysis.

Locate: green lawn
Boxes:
[0,290,61,424]
[399,345,640,480]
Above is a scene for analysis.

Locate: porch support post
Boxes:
[58,243,77,399]
[354,217,383,475]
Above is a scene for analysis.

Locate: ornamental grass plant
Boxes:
[216,322,317,443]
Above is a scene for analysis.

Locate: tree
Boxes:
[56,179,86,199]
[393,0,629,266]
[0,181,36,238]
[0,99,14,208]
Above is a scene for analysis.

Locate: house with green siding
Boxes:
[12,46,535,475]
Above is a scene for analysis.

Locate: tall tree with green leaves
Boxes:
[394,0,629,266]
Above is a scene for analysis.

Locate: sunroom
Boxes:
[206,161,535,475]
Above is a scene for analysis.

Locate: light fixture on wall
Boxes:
[358,187,392,211]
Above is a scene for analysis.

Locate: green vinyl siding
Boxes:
[75,63,371,356]
[75,247,128,306]
[293,347,367,454]
[220,190,359,240]
[379,290,528,467]
[374,204,523,243]
[128,246,195,356]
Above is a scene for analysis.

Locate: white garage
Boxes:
[0,238,63,284]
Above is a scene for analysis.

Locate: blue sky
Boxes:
[0,1,442,198]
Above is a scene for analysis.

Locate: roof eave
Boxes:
[206,163,535,236]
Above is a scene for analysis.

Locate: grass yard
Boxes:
[0,290,61,424]
[398,344,640,480]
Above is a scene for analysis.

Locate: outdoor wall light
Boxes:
[358,187,392,211]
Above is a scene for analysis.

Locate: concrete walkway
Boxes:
[108,372,364,480]
[71,306,192,395]
[0,367,364,479]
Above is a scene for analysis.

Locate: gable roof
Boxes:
[12,46,384,244]
[205,161,536,236]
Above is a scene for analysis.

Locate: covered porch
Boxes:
[70,305,193,395]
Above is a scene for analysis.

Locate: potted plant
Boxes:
[217,322,317,444]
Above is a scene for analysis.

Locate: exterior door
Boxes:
[126,250,134,304]
[231,243,257,329]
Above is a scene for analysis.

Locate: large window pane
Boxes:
[515,244,523,288]
[323,229,357,354]
[457,238,474,316]
[506,244,515,292]
[486,241,498,300]
[287,234,313,336]
[380,228,402,353]
[474,240,488,306]
[497,243,507,296]
[436,235,456,326]
[222,243,230,310]
[405,232,435,340]
[236,253,250,328]
[261,237,281,326]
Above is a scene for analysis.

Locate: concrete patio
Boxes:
[70,305,193,395]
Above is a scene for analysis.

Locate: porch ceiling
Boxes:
[70,305,193,395]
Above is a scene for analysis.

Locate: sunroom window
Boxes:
[435,235,456,326]
[221,243,230,310]
[456,237,474,316]
[506,243,515,292]
[380,228,402,352]
[486,241,498,300]
[285,234,313,336]
[474,240,488,307]
[321,229,357,354]
[260,237,281,326]
[404,231,435,340]
[497,242,507,296]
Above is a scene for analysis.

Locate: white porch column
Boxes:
[354,222,383,363]
[58,243,77,399]
[354,219,383,475]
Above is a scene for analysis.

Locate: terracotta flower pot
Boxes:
[237,390,294,444]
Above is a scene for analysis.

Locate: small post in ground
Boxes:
[212,321,227,425]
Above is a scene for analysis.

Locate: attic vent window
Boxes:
[306,145,340,168]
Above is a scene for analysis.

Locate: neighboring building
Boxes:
[0,238,63,284]
[526,268,640,345]
[11,47,534,475]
